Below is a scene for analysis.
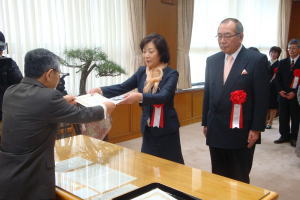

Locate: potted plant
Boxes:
[61,48,126,95]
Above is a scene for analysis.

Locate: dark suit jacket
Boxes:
[202,46,269,149]
[102,66,180,134]
[275,57,300,95]
[0,77,105,200]
[0,57,23,120]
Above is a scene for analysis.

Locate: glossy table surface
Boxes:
[55,135,278,200]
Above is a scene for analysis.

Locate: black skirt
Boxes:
[141,127,184,164]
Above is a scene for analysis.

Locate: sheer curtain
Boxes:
[127,0,146,75]
[177,0,194,89]
[278,0,292,59]
[0,0,132,95]
[190,0,280,83]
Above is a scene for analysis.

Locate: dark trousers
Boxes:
[279,97,300,140]
[209,146,255,183]
[141,127,184,164]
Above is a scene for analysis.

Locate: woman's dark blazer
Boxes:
[101,66,180,134]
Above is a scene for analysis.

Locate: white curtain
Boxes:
[177,0,194,89]
[190,0,280,83]
[127,0,145,75]
[278,0,292,59]
[0,0,132,95]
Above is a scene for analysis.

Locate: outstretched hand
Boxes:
[88,87,102,95]
[63,95,77,105]
[119,92,143,104]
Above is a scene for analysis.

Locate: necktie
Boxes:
[224,55,234,83]
[291,59,295,68]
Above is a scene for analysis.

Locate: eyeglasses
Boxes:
[216,33,240,40]
[51,68,65,78]
[288,47,299,51]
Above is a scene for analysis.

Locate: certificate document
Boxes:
[75,93,124,107]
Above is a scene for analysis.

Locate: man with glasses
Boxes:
[274,39,300,147]
[202,18,269,183]
[0,48,116,199]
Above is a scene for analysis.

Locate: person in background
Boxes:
[0,48,115,200]
[266,46,281,129]
[0,31,23,141]
[89,33,184,164]
[202,18,269,183]
[274,39,300,147]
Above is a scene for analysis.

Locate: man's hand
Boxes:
[203,126,207,137]
[103,101,116,115]
[88,87,102,95]
[63,95,76,105]
[119,92,142,104]
[286,91,296,100]
[279,90,287,98]
[247,130,260,148]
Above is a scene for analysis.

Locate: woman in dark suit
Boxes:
[90,33,184,164]
[266,46,281,129]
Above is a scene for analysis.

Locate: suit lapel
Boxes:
[213,55,225,105]
[219,47,248,102]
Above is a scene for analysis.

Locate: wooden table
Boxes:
[55,135,278,200]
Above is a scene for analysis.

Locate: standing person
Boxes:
[274,39,300,147]
[0,48,115,200]
[0,31,23,140]
[266,46,282,129]
[202,18,269,183]
[89,33,184,164]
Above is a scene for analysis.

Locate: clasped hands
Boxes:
[279,90,295,100]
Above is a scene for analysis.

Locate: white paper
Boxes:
[132,188,177,200]
[55,157,92,172]
[75,93,125,107]
[56,163,137,194]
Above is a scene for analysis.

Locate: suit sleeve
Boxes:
[48,90,105,123]
[141,70,178,105]
[101,68,140,98]
[251,55,269,131]
[274,61,283,92]
[201,58,210,126]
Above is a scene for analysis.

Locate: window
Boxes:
[190,0,280,83]
[0,0,131,94]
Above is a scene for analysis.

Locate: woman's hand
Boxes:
[88,87,102,95]
[120,92,143,104]
[63,95,77,105]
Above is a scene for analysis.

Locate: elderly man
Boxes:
[274,39,300,147]
[0,48,115,200]
[202,18,269,183]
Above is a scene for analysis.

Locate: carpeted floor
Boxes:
[117,119,300,200]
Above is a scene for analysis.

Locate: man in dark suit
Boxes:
[0,48,115,200]
[274,39,300,147]
[0,31,23,140]
[202,18,269,183]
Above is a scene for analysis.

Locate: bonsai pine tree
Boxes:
[62,48,126,95]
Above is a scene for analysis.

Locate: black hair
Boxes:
[269,46,282,55]
[139,33,170,63]
[25,48,60,78]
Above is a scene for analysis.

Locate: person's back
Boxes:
[0,48,115,200]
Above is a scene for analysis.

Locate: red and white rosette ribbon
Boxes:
[291,69,300,89]
[150,104,164,128]
[270,67,278,82]
[230,90,247,129]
